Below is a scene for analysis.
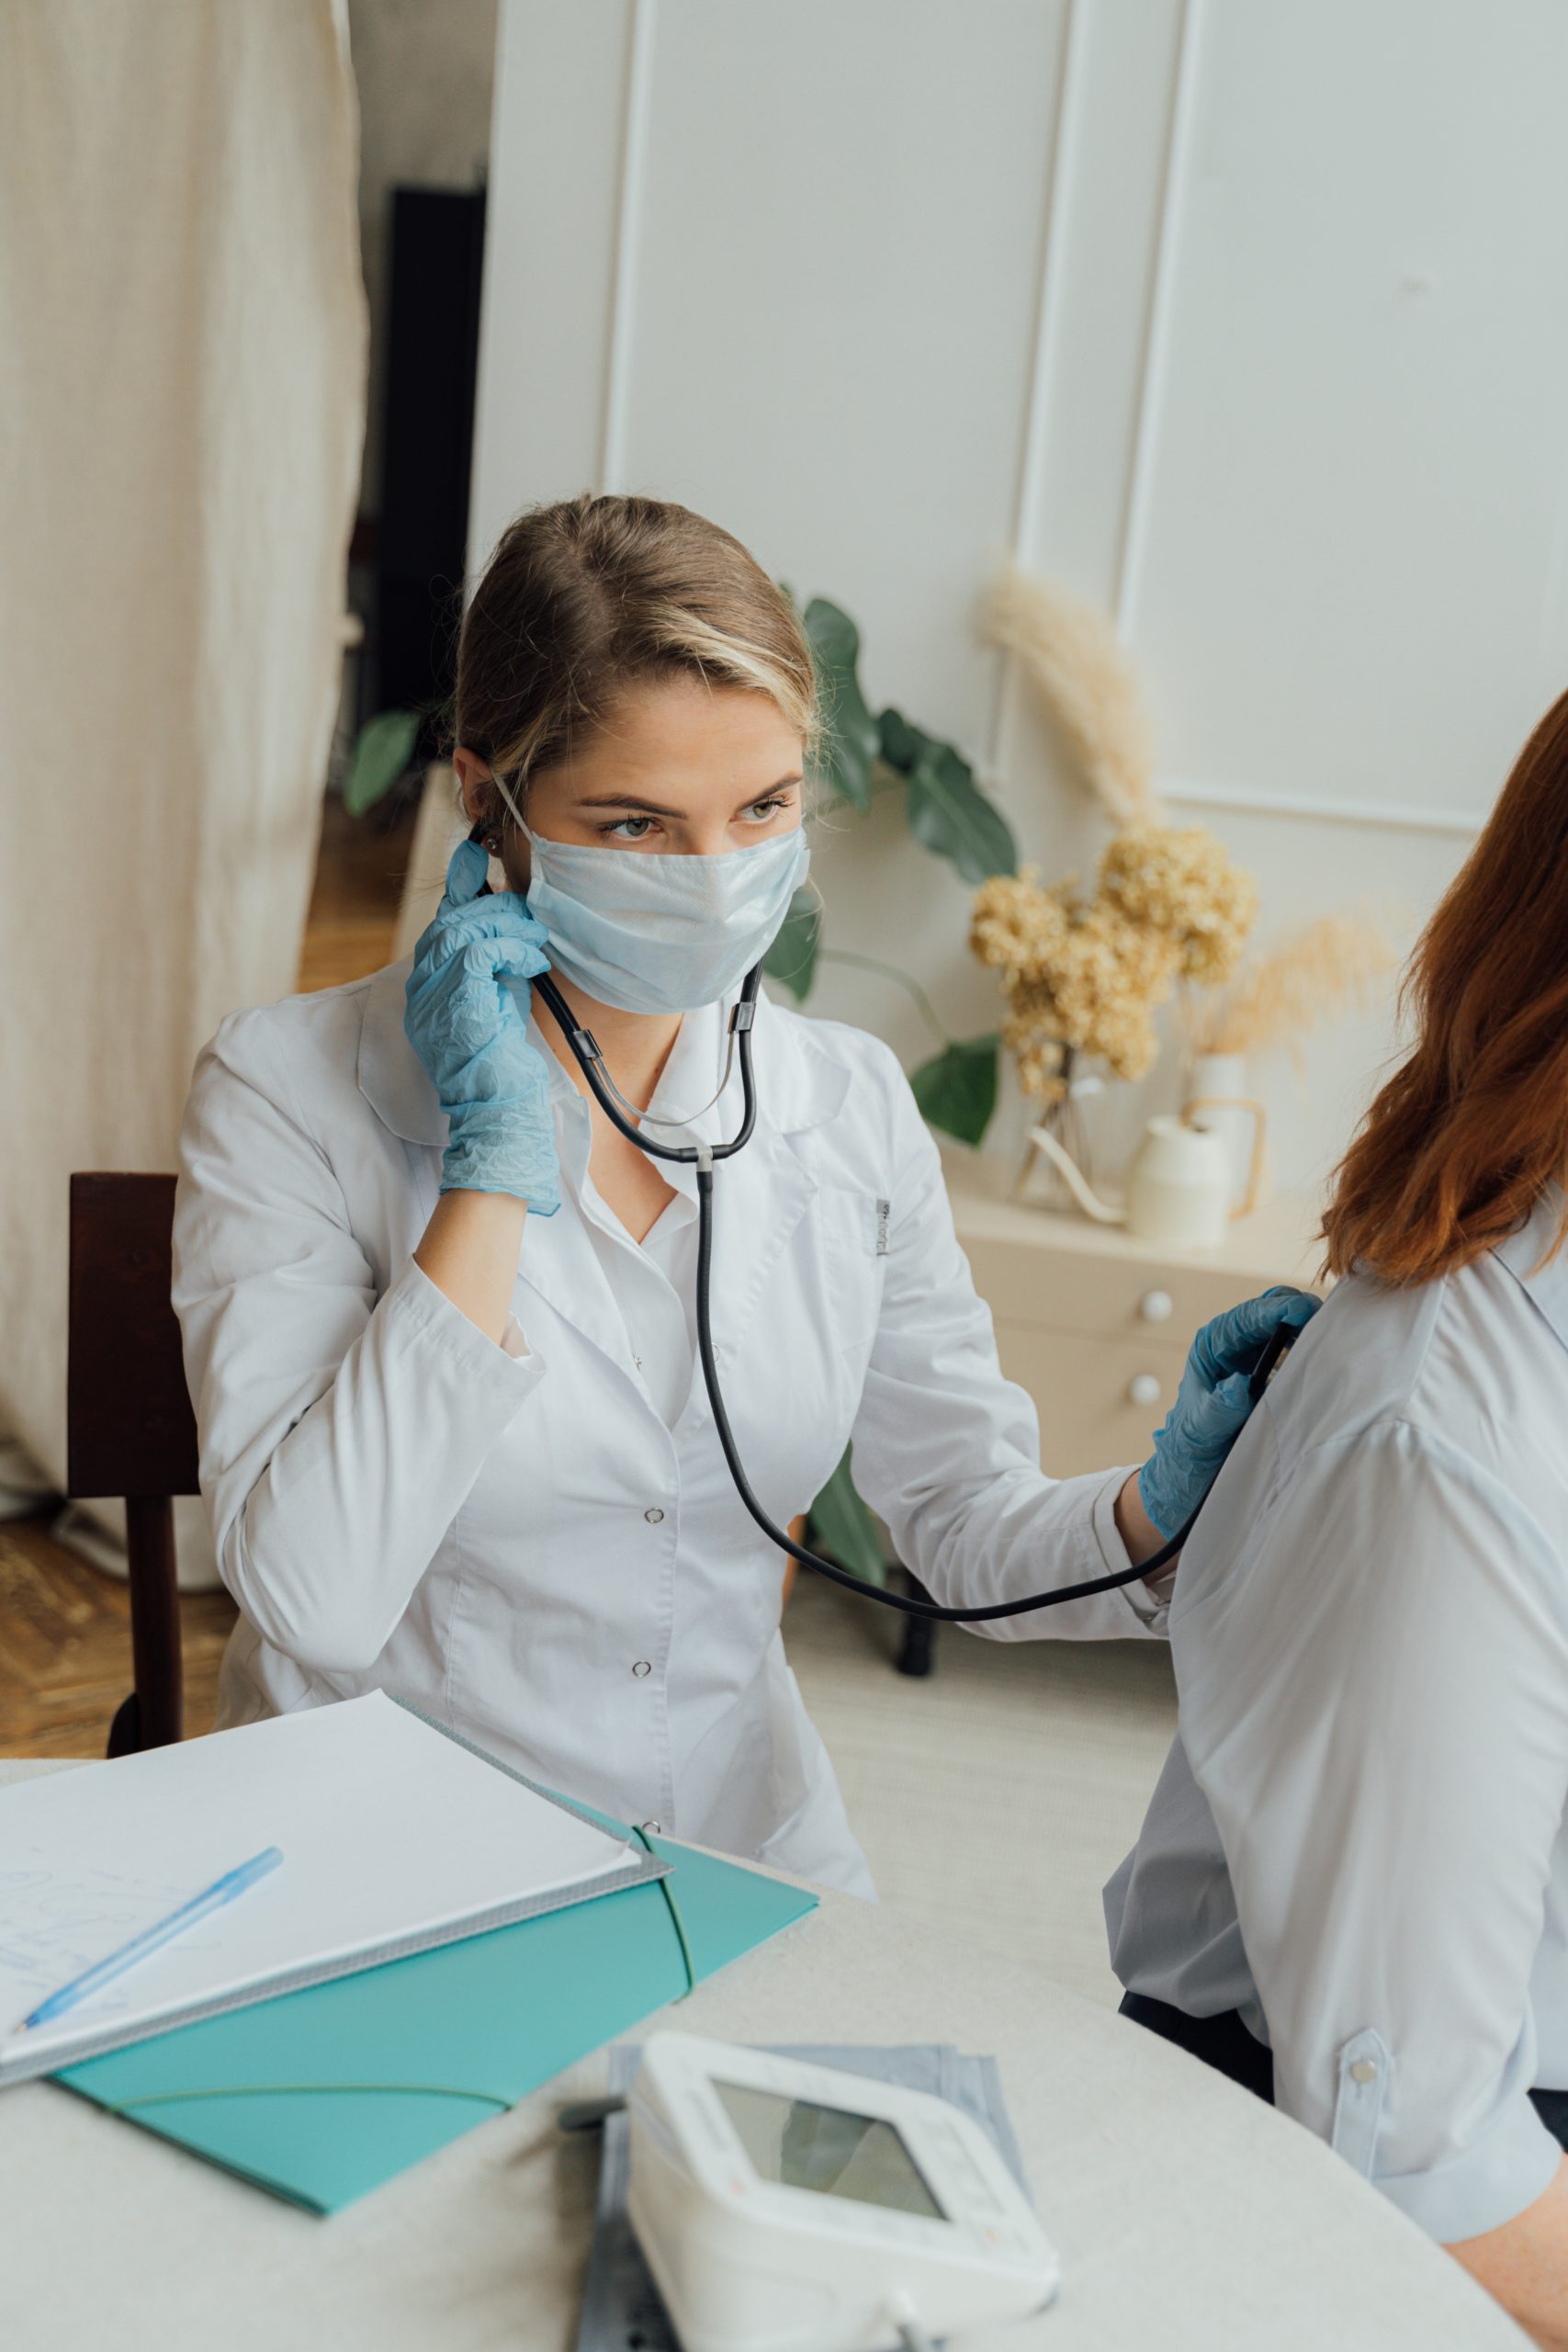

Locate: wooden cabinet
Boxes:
[943,1157,1325,1478]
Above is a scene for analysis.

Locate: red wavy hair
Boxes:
[1324,688,1568,1284]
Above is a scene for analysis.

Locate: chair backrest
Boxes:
[68,1172,198,1753]
[68,1172,199,1501]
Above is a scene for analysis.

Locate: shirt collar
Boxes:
[1491,1185,1568,1353]
[355,959,851,1151]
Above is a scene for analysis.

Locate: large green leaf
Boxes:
[344,709,420,817]
[807,1446,888,1588]
[876,706,935,775]
[905,741,1018,884]
[909,1034,1000,1147]
[762,888,822,1001]
[804,598,879,812]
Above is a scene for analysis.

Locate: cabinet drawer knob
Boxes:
[1128,1373,1163,1408]
[1139,1289,1174,1323]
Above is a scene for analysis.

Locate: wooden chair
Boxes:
[67,1173,198,1756]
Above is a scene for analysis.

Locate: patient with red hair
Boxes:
[1107,688,1568,2349]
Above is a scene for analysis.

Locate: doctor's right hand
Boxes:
[403,837,561,1212]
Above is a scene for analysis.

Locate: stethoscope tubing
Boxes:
[530,968,760,1163]
[691,1140,1204,1619]
[527,944,1277,1619]
[474,839,1282,1617]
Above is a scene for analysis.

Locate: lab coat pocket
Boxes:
[818,1186,889,1358]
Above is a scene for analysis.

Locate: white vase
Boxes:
[1184,1052,1264,1213]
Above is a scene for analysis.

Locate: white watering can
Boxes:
[1030,1098,1266,1250]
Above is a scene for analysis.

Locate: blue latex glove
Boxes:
[1138,1285,1321,1539]
[403,837,560,1209]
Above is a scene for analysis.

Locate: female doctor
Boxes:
[174,492,1302,1899]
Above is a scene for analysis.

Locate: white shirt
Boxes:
[173,961,1158,1901]
[576,1030,706,1432]
[604,1196,697,1427]
[1106,1190,1568,2243]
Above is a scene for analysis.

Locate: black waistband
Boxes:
[1119,1990,1275,2101]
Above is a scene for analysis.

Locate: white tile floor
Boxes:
[783,1573,1179,2008]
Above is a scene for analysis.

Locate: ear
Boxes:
[452,747,493,827]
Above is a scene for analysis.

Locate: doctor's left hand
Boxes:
[1137,1286,1320,1540]
[404,836,561,1211]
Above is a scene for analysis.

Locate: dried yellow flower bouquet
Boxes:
[976,565,1258,1113]
[972,565,1394,1173]
[972,825,1257,1108]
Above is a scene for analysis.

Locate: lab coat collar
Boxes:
[357,956,445,1145]
[356,958,852,1418]
[355,958,851,1151]
[1492,1184,1568,1355]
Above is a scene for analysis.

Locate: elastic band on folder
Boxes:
[633,1826,695,1999]
[104,2081,513,2118]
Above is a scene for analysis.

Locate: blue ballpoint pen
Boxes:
[19,1846,284,2032]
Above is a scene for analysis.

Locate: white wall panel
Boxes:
[1016,0,1186,603]
[468,1,637,569]
[1129,0,1568,822]
[994,0,1186,846]
[615,0,1069,745]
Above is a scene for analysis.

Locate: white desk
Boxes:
[0,1759,1521,2351]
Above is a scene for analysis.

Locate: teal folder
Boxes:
[54,1828,818,2213]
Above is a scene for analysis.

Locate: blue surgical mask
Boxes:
[518,820,810,1015]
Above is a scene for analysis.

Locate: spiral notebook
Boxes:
[0,1691,663,2088]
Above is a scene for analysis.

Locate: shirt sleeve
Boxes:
[173,1008,545,1675]
[1185,1418,1568,2242]
[843,1051,1163,1642]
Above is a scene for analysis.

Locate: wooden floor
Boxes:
[0,1518,238,1757]
[2,793,418,1758]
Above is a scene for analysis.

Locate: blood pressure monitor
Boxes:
[626,2032,1060,2352]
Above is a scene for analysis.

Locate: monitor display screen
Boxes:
[715,2080,946,2221]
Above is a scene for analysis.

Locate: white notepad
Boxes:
[0,1692,660,2086]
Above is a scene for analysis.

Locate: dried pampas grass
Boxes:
[984,562,1160,829]
[1196,912,1396,1068]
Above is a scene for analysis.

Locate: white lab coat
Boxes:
[173,960,1156,1898]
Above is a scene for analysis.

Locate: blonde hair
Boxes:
[455,494,817,824]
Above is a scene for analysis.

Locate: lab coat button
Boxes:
[632,1660,652,1679]
[1350,2059,1377,2084]
[644,1506,665,1523]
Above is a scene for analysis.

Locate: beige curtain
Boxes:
[0,2,367,1566]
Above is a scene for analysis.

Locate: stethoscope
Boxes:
[481,831,1292,1622]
